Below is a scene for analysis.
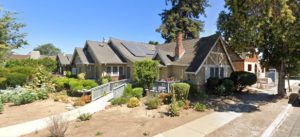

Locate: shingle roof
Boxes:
[57,54,71,65]
[73,48,94,64]
[85,40,124,64]
[8,55,30,60]
[156,34,221,72]
[110,38,155,62]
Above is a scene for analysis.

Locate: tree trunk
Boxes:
[287,74,291,92]
[277,61,286,96]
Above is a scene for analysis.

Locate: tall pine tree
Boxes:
[157,0,209,43]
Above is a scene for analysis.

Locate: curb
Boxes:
[261,104,293,137]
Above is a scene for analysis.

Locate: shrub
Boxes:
[183,100,190,109]
[101,78,109,85]
[216,85,226,95]
[127,97,140,108]
[54,94,69,103]
[12,91,38,105]
[171,83,190,101]
[80,95,91,103]
[100,75,112,84]
[177,100,185,108]
[206,77,219,92]
[145,97,160,109]
[6,73,27,87]
[78,113,92,121]
[77,73,86,80]
[10,66,35,77]
[230,71,257,91]
[111,97,128,105]
[169,102,180,117]
[123,84,133,97]
[38,57,57,72]
[158,93,172,104]
[83,80,98,89]
[69,79,84,92]
[131,88,143,99]
[0,77,7,89]
[54,77,70,90]
[194,102,206,112]
[221,78,235,95]
[37,90,49,100]
[65,71,72,78]
[48,115,69,137]
[0,100,3,113]
[73,99,86,106]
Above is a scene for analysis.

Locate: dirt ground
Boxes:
[206,97,288,137]
[0,99,68,128]
[25,103,212,137]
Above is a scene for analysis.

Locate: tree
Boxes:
[148,41,159,45]
[217,0,300,96]
[156,0,209,43]
[0,9,27,62]
[34,43,61,56]
[133,59,159,95]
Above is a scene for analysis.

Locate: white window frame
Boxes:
[106,66,123,76]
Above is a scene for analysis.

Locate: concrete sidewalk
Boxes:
[153,111,241,137]
[0,93,113,137]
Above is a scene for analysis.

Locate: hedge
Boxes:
[230,71,257,91]
[6,73,28,87]
[171,83,190,101]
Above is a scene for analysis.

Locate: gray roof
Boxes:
[85,40,124,64]
[73,48,94,64]
[57,54,70,65]
[156,34,227,72]
[110,38,156,62]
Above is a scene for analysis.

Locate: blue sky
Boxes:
[1,0,225,54]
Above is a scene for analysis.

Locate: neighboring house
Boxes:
[68,39,155,80]
[8,51,56,60]
[154,33,236,90]
[56,54,72,75]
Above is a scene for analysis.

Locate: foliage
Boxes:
[177,100,185,108]
[123,84,133,97]
[131,88,143,99]
[33,43,61,56]
[171,82,190,101]
[53,94,69,103]
[36,89,49,100]
[221,78,235,95]
[183,100,190,109]
[206,77,235,96]
[77,113,92,121]
[12,91,38,106]
[169,102,180,117]
[206,77,219,92]
[48,115,69,137]
[99,75,112,85]
[54,77,70,91]
[95,131,103,136]
[6,73,27,87]
[77,73,85,80]
[148,41,159,45]
[111,97,128,105]
[217,0,300,95]
[127,97,140,108]
[230,71,257,91]
[26,66,54,91]
[0,9,28,62]
[157,0,209,42]
[38,57,57,72]
[0,100,3,113]
[133,59,159,95]
[193,102,206,112]
[83,80,98,89]
[158,93,172,104]
[145,97,160,109]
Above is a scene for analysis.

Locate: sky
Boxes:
[0,0,225,54]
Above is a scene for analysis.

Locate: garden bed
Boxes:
[0,99,68,128]
[25,101,212,137]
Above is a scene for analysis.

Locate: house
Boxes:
[8,51,56,60]
[153,33,236,90]
[56,54,72,75]
[67,39,155,80]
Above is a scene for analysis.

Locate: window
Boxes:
[113,66,118,75]
[215,67,219,78]
[209,67,225,78]
[248,64,252,71]
[106,67,111,74]
[220,68,224,78]
[119,66,123,75]
[210,68,214,77]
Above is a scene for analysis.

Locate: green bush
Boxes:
[206,77,219,92]
[145,97,160,109]
[78,113,92,121]
[230,71,257,91]
[101,78,109,85]
[37,90,49,100]
[12,91,38,106]
[216,85,226,95]
[0,68,9,77]
[10,66,35,77]
[127,97,140,108]
[177,100,185,108]
[100,75,112,84]
[131,88,143,99]
[169,102,180,117]
[123,84,133,97]
[194,102,206,112]
[0,100,3,113]
[221,78,235,95]
[6,73,28,87]
[69,79,84,92]
[54,77,70,90]
[38,57,57,72]
[111,97,128,105]
[171,83,190,101]
[83,80,98,89]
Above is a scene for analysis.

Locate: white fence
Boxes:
[87,79,129,101]
[151,81,175,93]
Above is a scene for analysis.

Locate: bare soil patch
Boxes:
[0,99,68,127]
[25,103,212,137]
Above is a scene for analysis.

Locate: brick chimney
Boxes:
[175,32,185,60]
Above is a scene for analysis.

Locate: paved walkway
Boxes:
[153,112,242,137]
[0,93,113,137]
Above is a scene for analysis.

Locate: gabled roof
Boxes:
[109,38,156,62]
[85,40,125,64]
[57,54,71,65]
[156,34,235,73]
[71,48,94,65]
